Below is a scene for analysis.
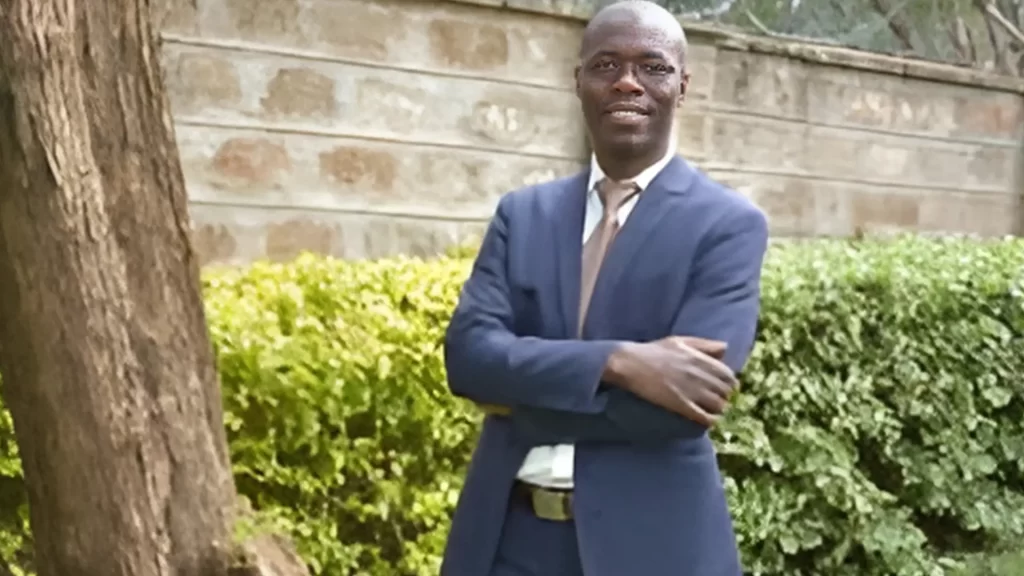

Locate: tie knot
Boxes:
[597,178,638,215]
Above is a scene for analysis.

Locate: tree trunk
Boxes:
[0,1,237,575]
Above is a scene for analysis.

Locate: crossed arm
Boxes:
[443,195,769,444]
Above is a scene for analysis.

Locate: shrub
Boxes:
[719,236,1024,575]
[0,235,1022,575]
[205,255,479,575]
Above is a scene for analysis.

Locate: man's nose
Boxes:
[612,65,644,94]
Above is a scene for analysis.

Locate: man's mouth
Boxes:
[604,103,650,126]
[608,110,647,120]
[604,102,650,123]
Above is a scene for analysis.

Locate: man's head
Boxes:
[575,1,689,169]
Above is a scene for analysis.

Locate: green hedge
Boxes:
[1,236,1024,575]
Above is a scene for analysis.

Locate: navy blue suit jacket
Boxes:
[441,156,769,576]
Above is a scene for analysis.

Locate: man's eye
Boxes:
[645,63,671,74]
[593,61,616,70]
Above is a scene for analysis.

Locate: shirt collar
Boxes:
[586,148,676,193]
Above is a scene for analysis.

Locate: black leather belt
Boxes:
[512,480,574,522]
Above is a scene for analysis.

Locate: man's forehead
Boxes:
[580,3,685,60]
[581,19,682,60]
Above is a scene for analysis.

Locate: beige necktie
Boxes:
[578,178,639,334]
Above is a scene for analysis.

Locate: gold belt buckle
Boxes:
[531,488,573,522]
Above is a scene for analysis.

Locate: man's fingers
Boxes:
[692,353,739,391]
[682,336,727,356]
[687,365,735,400]
[666,336,727,359]
[694,387,729,415]
[683,400,719,428]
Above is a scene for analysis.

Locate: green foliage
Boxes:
[718,236,1024,575]
[0,236,1023,575]
[204,255,480,575]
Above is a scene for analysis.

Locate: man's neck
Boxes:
[593,144,671,181]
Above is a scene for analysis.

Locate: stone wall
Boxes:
[154,0,1024,265]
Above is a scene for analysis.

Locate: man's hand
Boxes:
[604,336,738,428]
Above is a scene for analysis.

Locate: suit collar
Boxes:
[586,155,696,197]
[586,148,676,193]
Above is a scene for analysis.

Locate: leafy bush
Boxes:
[720,236,1024,575]
[0,236,1023,575]
[205,255,479,575]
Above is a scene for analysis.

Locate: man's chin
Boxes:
[599,133,652,156]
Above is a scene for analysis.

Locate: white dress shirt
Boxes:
[516,149,676,489]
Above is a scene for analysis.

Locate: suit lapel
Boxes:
[582,157,696,334]
[554,171,589,339]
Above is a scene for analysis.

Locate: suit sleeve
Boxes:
[444,193,621,414]
[509,204,770,444]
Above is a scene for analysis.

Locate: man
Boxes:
[441,1,769,575]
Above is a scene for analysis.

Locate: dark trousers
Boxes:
[489,490,586,576]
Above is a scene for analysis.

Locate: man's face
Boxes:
[575,17,689,157]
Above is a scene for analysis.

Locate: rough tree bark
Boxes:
[0,0,237,575]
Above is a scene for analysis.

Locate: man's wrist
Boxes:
[602,342,636,392]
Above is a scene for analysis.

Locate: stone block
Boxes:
[745,177,817,237]
[712,50,809,118]
[907,145,970,188]
[674,110,708,160]
[191,223,239,266]
[187,205,270,265]
[265,219,338,261]
[800,130,862,178]
[319,146,398,192]
[500,20,581,89]
[308,0,407,61]
[708,116,806,171]
[462,86,582,151]
[814,83,891,129]
[352,77,433,136]
[858,141,913,181]
[918,192,1019,236]
[952,93,1023,140]
[219,0,302,43]
[207,137,292,190]
[887,86,956,134]
[851,190,920,232]
[683,42,717,104]
[164,51,243,114]
[700,172,847,237]
[966,146,1015,189]
[261,67,337,119]
[428,18,510,71]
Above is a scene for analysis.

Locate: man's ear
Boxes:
[677,71,691,107]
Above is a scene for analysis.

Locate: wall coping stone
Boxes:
[446,0,1024,94]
